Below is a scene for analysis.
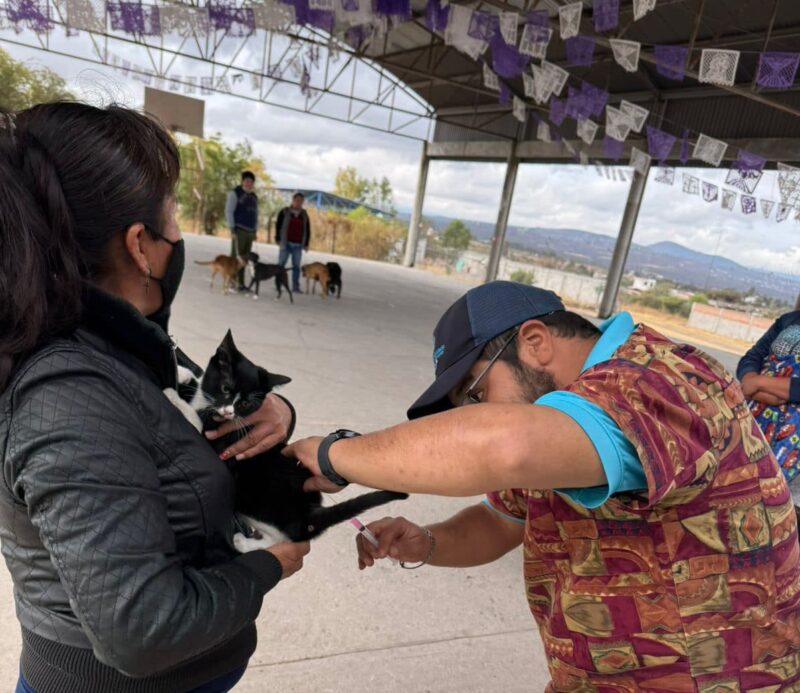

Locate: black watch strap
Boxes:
[318,429,360,487]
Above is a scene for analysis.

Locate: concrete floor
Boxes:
[0,233,742,691]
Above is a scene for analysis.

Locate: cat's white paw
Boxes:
[252,294,259,301]
[233,532,248,553]
[163,387,203,432]
[176,365,196,386]
[233,532,272,553]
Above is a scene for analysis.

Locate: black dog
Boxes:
[326,262,342,299]
[247,252,293,303]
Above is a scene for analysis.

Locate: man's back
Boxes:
[490,325,800,691]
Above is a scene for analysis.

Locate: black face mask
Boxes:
[148,237,185,322]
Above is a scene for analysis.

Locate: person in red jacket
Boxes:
[275,193,311,293]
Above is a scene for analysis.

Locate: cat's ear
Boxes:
[259,368,291,389]
[221,330,237,353]
[216,330,238,366]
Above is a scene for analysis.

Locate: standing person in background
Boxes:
[276,193,311,294]
[225,171,258,292]
[738,309,800,513]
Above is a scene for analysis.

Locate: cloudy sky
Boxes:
[3,31,800,279]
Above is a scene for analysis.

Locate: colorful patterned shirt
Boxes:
[488,324,800,692]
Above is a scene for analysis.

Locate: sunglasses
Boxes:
[460,327,520,406]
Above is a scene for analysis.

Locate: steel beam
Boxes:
[598,163,651,318]
[485,142,519,283]
[403,140,430,267]
[426,137,800,165]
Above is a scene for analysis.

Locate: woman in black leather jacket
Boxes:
[0,103,309,693]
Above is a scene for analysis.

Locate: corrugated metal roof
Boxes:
[358,0,800,161]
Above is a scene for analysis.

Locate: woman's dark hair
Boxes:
[292,192,305,200]
[482,311,601,364]
[0,102,180,391]
[241,171,255,182]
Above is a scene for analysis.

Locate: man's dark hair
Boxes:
[481,311,600,363]
[241,171,255,182]
[292,192,305,200]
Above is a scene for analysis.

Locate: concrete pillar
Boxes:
[403,141,430,267]
[485,143,519,283]
[598,163,650,318]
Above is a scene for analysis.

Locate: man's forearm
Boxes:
[328,404,603,496]
[426,503,523,567]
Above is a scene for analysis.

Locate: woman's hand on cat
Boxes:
[207,394,292,461]
[268,540,311,580]
[356,517,429,570]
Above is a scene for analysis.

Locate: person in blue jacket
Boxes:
[738,310,800,504]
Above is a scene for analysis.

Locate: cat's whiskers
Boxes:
[233,416,249,441]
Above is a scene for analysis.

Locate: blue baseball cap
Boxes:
[407,281,565,420]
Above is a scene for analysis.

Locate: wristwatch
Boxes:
[318,429,361,487]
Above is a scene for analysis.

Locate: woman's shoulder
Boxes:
[7,334,136,403]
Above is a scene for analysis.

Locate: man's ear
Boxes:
[123,223,150,277]
[517,319,555,367]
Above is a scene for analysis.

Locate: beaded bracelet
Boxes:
[400,527,436,570]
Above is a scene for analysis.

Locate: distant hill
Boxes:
[402,213,798,303]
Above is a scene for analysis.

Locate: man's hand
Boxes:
[207,394,292,461]
[356,517,431,570]
[282,436,345,493]
[267,541,311,580]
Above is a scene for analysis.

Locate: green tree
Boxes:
[333,167,396,214]
[0,47,72,110]
[510,269,535,285]
[368,175,396,214]
[707,287,744,304]
[333,166,370,202]
[176,135,273,235]
[441,219,472,250]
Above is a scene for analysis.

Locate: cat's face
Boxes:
[199,330,290,422]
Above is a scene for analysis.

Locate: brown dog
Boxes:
[195,255,245,294]
[301,262,330,298]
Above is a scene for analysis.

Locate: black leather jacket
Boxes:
[0,287,282,692]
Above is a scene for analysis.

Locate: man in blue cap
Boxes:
[284,281,800,690]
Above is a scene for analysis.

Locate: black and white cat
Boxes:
[169,331,407,552]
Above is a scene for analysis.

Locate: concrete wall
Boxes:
[688,303,773,343]
[420,249,606,308]
[498,259,606,309]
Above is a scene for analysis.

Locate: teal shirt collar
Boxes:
[581,312,636,373]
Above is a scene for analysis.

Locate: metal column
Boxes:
[598,164,651,318]
[403,140,430,267]
[485,143,519,283]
